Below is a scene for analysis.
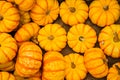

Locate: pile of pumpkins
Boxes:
[0,0,120,80]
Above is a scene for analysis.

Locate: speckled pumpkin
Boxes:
[84,48,108,78]
[42,51,65,80]
[107,62,120,80]
[60,0,88,26]
[89,0,120,27]
[38,24,67,51]
[14,0,35,11]
[0,1,20,32]
[0,72,16,80]
[30,0,59,26]
[0,61,15,71]
[67,24,97,53]
[15,42,42,77]
[14,22,40,44]
[0,33,17,64]
[64,53,87,80]
[98,24,120,58]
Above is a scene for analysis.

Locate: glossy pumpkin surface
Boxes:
[67,24,97,53]
[0,72,16,80]
[98,24,120,58]
[60,0,88,26]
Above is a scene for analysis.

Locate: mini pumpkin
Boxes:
[14,0,35,11]
[64,53,87,80]
[0,72,16,80]
[60,0,88,26]
[107,62,120,80]
[15,42,42,77]
[89,0,120,27]
[84,48,108,78]
[30,0,59,26]
[0,1,20,32]
[0,61,15,71]
[0,33,17,64]
[67,24,97,53]
[14,22,40,44]
[38,24,67,51]
[42,51,65,80]
[98,24,120,58]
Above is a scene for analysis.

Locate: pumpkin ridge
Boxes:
[2,21,13,31]
[43,69,64,72]
[17,0,25,5]
[109,45,115,57]
[2,5,13,15]
[96,11,103,24]
[3,46,17,53]
[35,2,45,11]
[14,32,23,42]
[108,10,116,21]
[0,1,6,11]
[7,73,10,80]
[22,26,32,37]
[90,8,101,20]
[84,57,103,63]
[77,12,86,21]
[0,35,11,43]
[42,75,49,80]
[75,69,82,80]
[87,63,105,70]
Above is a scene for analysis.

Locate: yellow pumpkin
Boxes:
[38,24,67,51]
[30,0,59,26]
[64,53,87,80]
[67,24,97,53]
[0,33,17,64]
[60,0,88,26]
[14,22,40,44]
[0,60,15,71]
[14,0,35,11]
[84,48,108,78]
[89,0,120,27]
[98,24,120,58]
[0,72,16,80]
[0,1,20,32]
[15,42,42,77]
[42,51,65,80]
[107,62,120,80]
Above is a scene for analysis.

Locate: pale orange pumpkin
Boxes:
[0,1,20,32]
[15,42,42,77]
[0,72,16,80]
[0,33,17,64]
[42,51,65,80]
[64,53,87,80]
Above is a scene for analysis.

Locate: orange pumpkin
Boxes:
[15,42,42,77]
[30,0,59,26]
[14,0,35,11]
[0,1,20,32]
[64,53,87,80]
[67,24,97,53]
[0,61,15,71]
[107,62,120,80]
[0,33,17,64]
[38,24,67,51]
[42,51,65,80]
[0,72,16,80]
[84,48,108,78]
[14,22,40,44]
[89,0,120,27]
[98,24,120,58]
[60,0,88,26]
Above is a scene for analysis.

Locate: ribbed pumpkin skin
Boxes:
[38,24,67,51]
[42,51,65,80]
[98,24,120,58]
[14,22,40,43]
[89,0,120,27]
[15,42,42,77]
[60,0,88,26]
[67,24,97,53]
[0,33,17,64]
[15,0,35,11]
[64,53,87,80]
[107,62,120,80]
[30,0,59,26]
[84,48,108,78]
[0,72,16,80]
[0,1,20,32]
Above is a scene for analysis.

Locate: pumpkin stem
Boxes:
[103,5,109,11]
[71,62,76,69]
[46,10,50,15]
[103,58,108,64]
[79,36,84,41]
[31,35,39,44]
[69,7,76,13]
[0,15,3,21]
[48,35,54,40]
[113,32,120,42]
[115,65,120,75]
